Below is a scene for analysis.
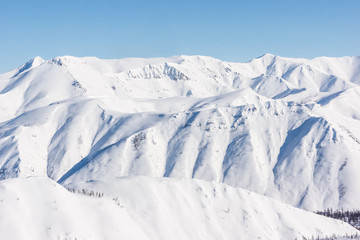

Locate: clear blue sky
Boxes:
[0,0,359,73]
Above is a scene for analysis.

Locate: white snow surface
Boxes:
[0,176,358,240]
[0,54,360,213]
[0,177,149,240]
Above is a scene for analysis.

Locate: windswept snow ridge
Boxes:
[0,54,360,214]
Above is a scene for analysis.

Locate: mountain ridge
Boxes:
[0,54,360,211]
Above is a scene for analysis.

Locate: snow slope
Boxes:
[0,54,360,211]
[0,177,358,240]
[0,177,149,240]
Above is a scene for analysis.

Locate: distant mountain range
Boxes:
[0,54,360,239]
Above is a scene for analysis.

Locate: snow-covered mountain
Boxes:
[0,176,358,240]
[0,54,360,214]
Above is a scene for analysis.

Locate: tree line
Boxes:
[315,209,360,230]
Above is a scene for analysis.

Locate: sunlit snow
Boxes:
[0,54,359,239]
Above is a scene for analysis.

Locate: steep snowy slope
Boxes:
[0,177,358,240]
[0,54,360,211]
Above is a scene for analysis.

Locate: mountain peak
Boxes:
[256,53,277,60]
[16,56,45,74]
[260,53,276,58]
[32,56,45,63]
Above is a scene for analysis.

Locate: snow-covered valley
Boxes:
[0,54,360,239]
